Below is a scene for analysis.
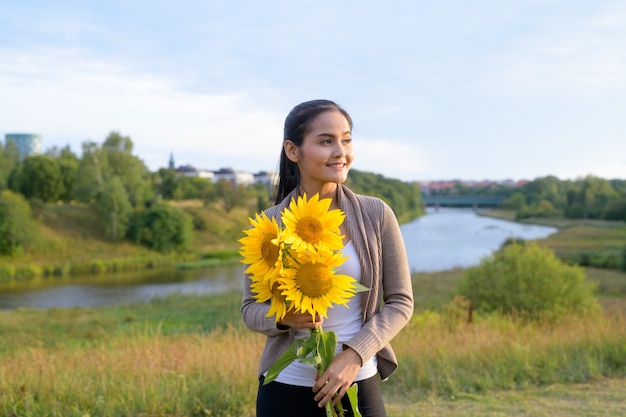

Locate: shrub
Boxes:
[458,242,600,321]
[0,190,39,255]
[128,202,193,252]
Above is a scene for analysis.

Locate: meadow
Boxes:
[1,267,625,417]
[1,205,626,415]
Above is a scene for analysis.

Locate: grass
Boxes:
[1,205,626,415]
[0,201,249,282]
[480,209,626,270]
[1,267,625,416]
[386,378,626,417]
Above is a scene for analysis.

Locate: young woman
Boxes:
[241,99,414,417]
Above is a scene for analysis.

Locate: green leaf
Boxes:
[353,283,370,293]
[318,330,337,371]
[263,338,302,384]
[346,383,362,417]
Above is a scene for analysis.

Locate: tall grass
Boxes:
[388,311,626,400]
[1,326,263,417]
[1,290,625,416]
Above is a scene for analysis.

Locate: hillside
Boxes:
[0,200,250,280]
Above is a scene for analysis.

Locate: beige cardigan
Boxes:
[241,185,414,380]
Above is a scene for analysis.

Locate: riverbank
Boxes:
[479,209,626,271]
[0,201,246,282]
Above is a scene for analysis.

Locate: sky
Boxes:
[1,1,625,183]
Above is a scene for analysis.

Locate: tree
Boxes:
[17,155,64,202]
[128,202,193,252]
[565,176,617,219]
[74,141,106,203]
[0,141,20,191]
[102,131,153,206]
[458,242,600,321]
[521,176,567,209]
[501,192,526,211]
[0,190,39,255]
[216,180,249,213]
[602,197,626,221]
[97,176,133,242]
[156,168,179,199]
[58,146,79,202]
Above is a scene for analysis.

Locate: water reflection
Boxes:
[0,265,244,310]
[401,207,557,273]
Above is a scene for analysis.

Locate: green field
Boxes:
[1,267,625,417]
[1,205,625,416]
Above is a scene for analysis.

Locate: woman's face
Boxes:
[285,109,354,195]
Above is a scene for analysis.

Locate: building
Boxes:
[254,171,278,188]
[168,154,273,187]
[213,167,254,186]
[5,133,42,160]
[175,164,215,180]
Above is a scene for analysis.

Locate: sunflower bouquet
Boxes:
[239,193,367,417]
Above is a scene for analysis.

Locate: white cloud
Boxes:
[352,138,429,182]
[0,48,285,172]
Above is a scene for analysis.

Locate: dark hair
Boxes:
[273,99,353,204]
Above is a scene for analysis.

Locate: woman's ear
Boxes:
[284,140,299,163]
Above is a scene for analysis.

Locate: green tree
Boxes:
[602,197,626,221]
[0,141,20,191]
[521,176,567,209]
[74,141,106,203]
[501,192,526,211]
[565,175,617,219]
[458,242,600,321]
[59,146,79,202]
[0,190,39,255]
[216,180,249,213]
[17,155,64,202]
[97,176,133,242]
[346,169,423,220]
[156,168,179,199]
[128,202,193,252]
[102,131,153,206]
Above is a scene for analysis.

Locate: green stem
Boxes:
[311,327,336,417]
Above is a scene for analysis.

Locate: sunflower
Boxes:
[239,212,283,282]
[281,193,345,254]
[250,276,291,322]
[279,249,357,320]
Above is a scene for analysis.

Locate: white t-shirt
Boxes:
[273,241,378,386]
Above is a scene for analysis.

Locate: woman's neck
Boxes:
[298,182,339,202]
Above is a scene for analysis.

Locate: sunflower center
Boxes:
[261,234,279,266]
[271,281,285,300]
[296,216,324,244]
[295,263,333,298]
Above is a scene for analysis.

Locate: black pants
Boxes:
[256,374,386,417]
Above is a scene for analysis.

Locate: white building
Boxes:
[5,133,42,160]
[213,167,254,186]
[254,171,278,188]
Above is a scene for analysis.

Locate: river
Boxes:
[0,208,557,310]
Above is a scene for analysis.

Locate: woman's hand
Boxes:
[277,310,324,329]
[312,347,362,408]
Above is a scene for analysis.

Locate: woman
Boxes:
[241,99,414,417]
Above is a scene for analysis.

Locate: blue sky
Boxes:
[1,1,625,182]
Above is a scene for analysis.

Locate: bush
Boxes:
[128,202,193,252]
[0,190,39,255]
[458,242,600,321]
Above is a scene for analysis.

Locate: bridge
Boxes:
[421,195,506,208]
